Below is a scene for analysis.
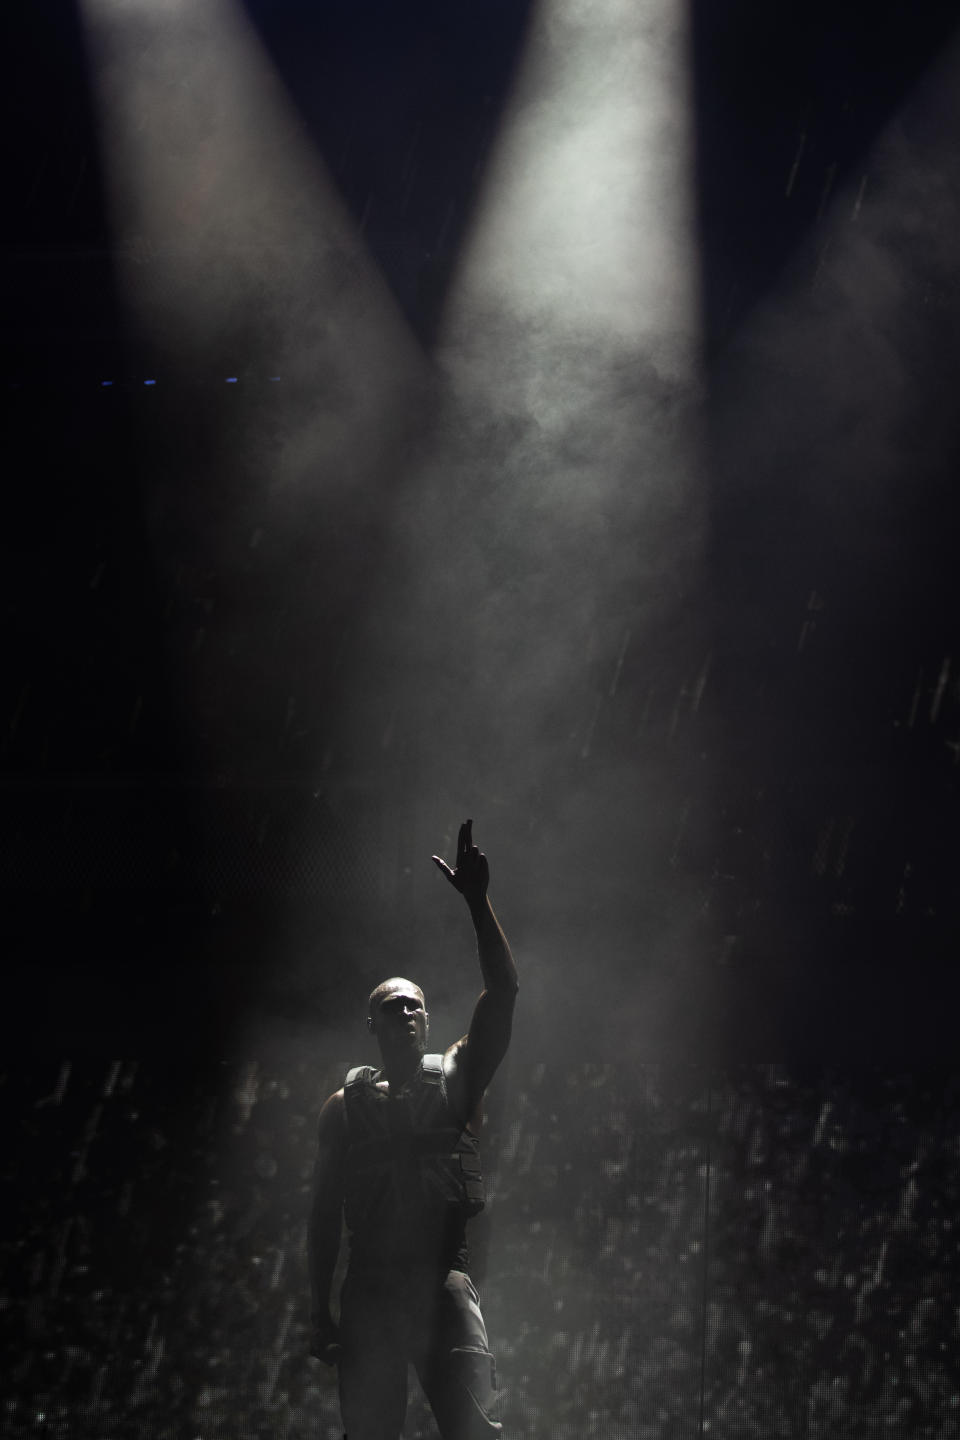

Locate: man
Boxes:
[309,819,518,1440]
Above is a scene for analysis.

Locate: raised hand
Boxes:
[432,818,489,911]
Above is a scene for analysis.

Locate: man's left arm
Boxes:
[433,819,519,1118]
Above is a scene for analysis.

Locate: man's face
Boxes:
[368,980,428,1063]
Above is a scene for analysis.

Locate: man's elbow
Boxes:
[484,978,519,1006]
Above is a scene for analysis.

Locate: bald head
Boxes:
[367,976,425,1020]
[366,977,429,1073]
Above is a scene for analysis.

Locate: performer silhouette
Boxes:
[309,819,518,1440]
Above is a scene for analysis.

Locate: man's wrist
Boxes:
[468,892,490,923]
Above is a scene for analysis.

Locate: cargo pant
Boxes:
[337,1267,501,1440]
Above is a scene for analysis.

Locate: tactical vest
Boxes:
[342,1054,484,1269]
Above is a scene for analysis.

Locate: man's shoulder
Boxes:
[441,1038,480,1129]
[441,1037,468,1078]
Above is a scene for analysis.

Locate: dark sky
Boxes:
[2,0,959,1063]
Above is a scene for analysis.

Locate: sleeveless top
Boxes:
[342,1053,484,1274]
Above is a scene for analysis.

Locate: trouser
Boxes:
[337,1267,502,1440]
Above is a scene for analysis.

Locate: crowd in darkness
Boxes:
[4,1058,960,1438]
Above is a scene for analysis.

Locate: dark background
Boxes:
[2,0,959,1061]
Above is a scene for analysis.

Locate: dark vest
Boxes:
[343,1053,484,1272]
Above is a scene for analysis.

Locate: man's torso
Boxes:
[342,1053,484,1276]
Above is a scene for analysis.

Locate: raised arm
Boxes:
[432,819,519,1124]
[307,1090,347,1363]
